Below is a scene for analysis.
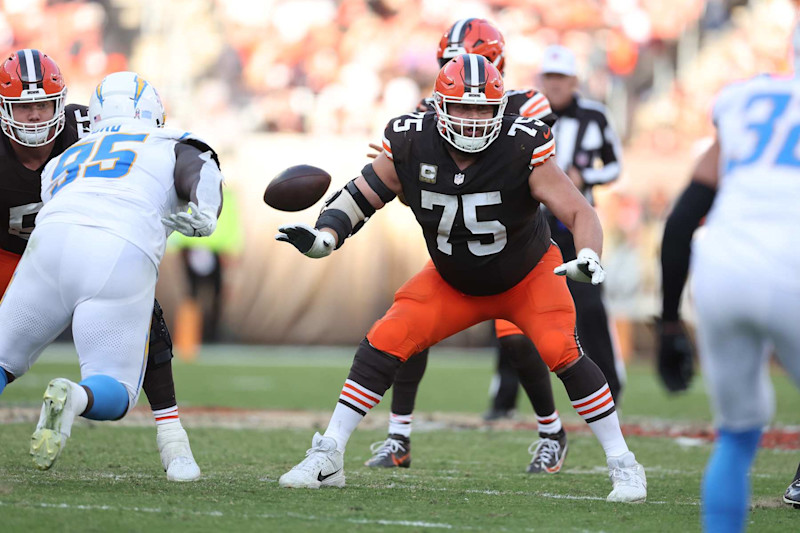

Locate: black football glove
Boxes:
[655,318,695,393]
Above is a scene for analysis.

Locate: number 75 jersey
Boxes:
[38,123,210,268]
[382,112,555,296]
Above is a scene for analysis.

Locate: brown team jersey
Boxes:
[381,112,555,296]
[0,103,90,254]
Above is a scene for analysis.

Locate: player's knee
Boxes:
[79,374,130,421]
[347,338,404,395]
[535,330,579,371]
[0,367,11,394]
[367,318,418,361]
[148,299,173,366]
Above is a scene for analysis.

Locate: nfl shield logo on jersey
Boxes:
[454,172,465,185]
[419,163,437,183]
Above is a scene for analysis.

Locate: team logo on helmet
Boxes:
[88,71,165,130]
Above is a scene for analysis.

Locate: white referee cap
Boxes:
[540,45,577,76]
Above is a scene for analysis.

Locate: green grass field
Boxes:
[1,344,798,532]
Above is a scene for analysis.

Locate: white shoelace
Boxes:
[369,437,406,458]
[293,443,334,473]
[609,465,644,487]
[528,438,561,465]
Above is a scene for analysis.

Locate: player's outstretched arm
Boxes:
[163,144,224,237]
[529,157,605,284]
[276,152,401,258]
[658,138,719,392]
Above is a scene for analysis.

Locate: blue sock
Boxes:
[79,375,129,421]
[0,369,7,395]
[702,427,762,533]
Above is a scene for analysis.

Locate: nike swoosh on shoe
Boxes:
[317,469,341,482]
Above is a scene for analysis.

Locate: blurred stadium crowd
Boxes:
[1,0,796,351]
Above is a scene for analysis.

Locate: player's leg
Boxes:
[484,322,519,421]
[39,229,157,471]
[492,323,568,474]
[280,263,487,488]
[551,228,623,401]
[0,225,125,469]
[142,299,201,481]
[762,285,800,509]
[568,279,623,401]
[0,240,73,397]
[364,347,428,468]
[0,248,21,294]
[691,257,776,531]
[508,245,645,502]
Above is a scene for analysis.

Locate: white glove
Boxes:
[162,202,217,237]
[275,223,335,258]
[554,247,606,285]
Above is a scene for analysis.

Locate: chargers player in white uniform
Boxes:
[0,71,224,472]
[663,60,800,529]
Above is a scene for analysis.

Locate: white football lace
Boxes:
[294,444,333,473]
[369,437,405,458]
[528,438,560,465]
[609,465,641,485]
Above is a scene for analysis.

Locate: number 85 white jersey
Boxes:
[38,123,220,267]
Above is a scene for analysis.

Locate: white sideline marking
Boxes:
[0,501,467,530]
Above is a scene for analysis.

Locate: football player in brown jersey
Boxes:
[276,54,647,503]
[365,18,568,475]
[0,49,200,481]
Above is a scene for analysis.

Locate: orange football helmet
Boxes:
[0,49,67,147]
[434,54,506,153]
[437,18,505,75]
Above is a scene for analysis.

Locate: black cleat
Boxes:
[364,434,411,468]
[527,429,568,474]
[784,478,800,509]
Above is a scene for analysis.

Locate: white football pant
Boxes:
[0,223,157,406]
[691,238,800,431]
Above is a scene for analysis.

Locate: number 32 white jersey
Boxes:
[701,74,800,282]
[38,123,215,267]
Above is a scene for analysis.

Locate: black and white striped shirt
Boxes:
[551,96,622,205]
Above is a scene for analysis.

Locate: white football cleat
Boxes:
[279,432,345,489]
[606,451,647,503]
[157,426,201,482]
[30,378,78,470]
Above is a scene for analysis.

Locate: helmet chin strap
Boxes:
[14,125,52,146]
[454,134,487,151]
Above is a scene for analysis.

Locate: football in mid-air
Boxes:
[264,164,332,212]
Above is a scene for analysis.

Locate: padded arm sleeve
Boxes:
[173,142,224,217]
[314,163,396,249]
[661,181,716,321]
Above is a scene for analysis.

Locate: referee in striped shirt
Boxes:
[539,45,624,400]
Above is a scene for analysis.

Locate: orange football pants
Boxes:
[0,249,21,296]
[495,318,523,338]
[367,245,580,371]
